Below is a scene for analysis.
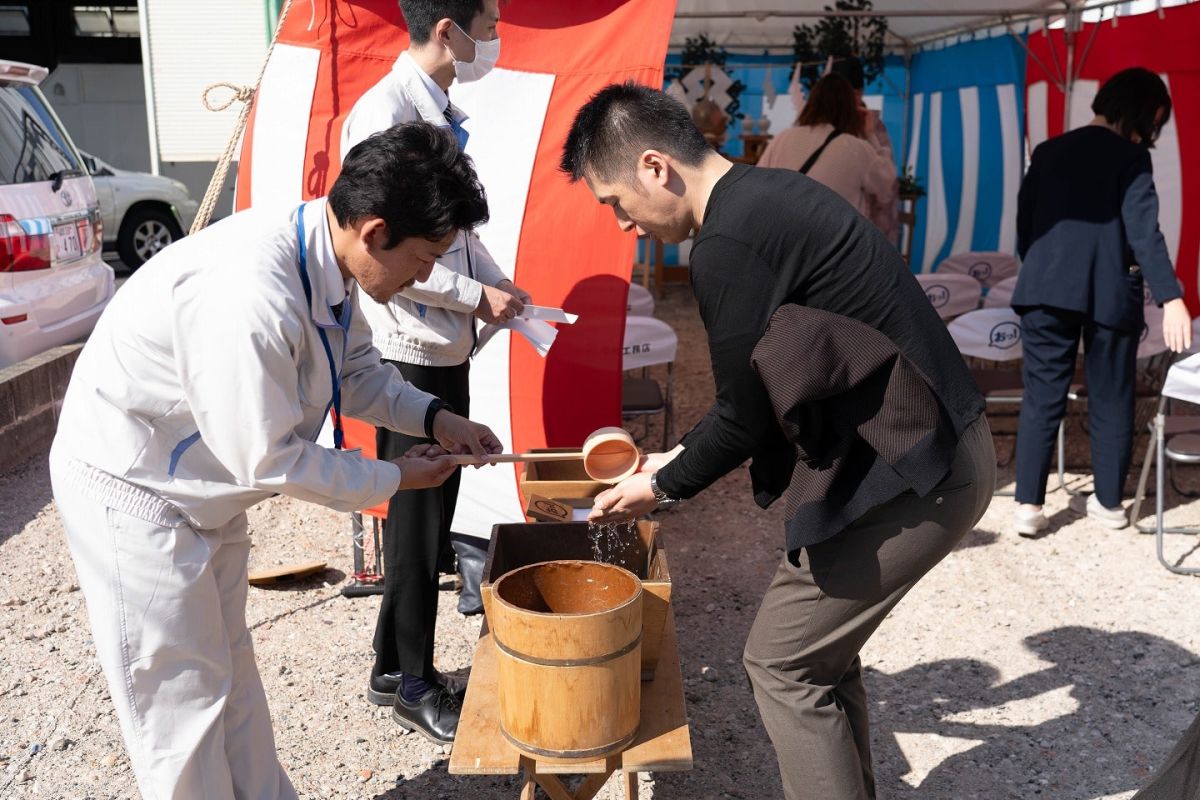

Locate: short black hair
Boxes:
[560,82,713,184]
[399,0,485,44]
[1092,67,1172,147]
[829,56,865,91]
[330,122,488,247]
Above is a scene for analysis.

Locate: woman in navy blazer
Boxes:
[1012,67,1191,536]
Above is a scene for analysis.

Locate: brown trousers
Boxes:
[744,415,995,800]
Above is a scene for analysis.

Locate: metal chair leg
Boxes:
[1132,411,1161,533]
[1155,415,1200,575]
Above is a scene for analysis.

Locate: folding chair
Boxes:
[1127,352,1200,575]
[622,315,677,450]
[341,417,388,596]
[983,275,1018,309]
[914,272,983,321]
[947,307,1066,494]
[627,282,655,317]
[937,250,1021,289]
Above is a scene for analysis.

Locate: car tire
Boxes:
[117,206,183,269]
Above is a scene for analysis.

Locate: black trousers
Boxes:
[372,359,470,681]
[1015,306,1138,507]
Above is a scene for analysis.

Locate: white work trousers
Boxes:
[50,458,297,800]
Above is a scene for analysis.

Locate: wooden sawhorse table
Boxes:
[449,607,692,799]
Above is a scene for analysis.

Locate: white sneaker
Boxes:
[1014,506,1049,537]
[1086,494,1128,529]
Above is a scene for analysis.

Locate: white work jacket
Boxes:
[50,198,436,530]
[340,51,510,367]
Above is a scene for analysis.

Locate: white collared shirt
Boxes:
[338,49,511,367]
[51,199,436,530]
[406,52,450,117]
[340,51,465,155]
[313,204,349,305]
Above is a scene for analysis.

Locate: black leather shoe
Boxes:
[367,673,402,706]
[368,669,469,706]
[392,684,462,744]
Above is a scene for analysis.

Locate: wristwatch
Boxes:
[649,471,679,508]
[423,398,455,439]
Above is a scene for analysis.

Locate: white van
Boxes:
[0,59,113,369]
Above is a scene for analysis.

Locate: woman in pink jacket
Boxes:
[758,74,896,223]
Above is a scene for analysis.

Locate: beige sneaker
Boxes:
[1014,505,1049,537]
[1086,494,1128,529]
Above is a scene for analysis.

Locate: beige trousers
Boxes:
[51,457,297,800]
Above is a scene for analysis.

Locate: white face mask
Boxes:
[449,21,500,83]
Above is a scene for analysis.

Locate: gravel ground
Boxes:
[3,283,1200,799]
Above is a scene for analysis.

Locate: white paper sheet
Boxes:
[474,317,559,358]
[520,305,578,325]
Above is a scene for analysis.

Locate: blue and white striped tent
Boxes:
[657,36,1025,273]
[904,35,1027,272]
[662,1,1197,273]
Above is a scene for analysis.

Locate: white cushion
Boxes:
[627,282,655,317]
[937,251,1020,288]
[623,315,678,370]
[915,273,983,320]
[946,308,1024,362]
[983,275,1018,309]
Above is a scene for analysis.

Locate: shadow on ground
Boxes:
[0,457,54,550]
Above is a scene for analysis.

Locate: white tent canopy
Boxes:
[669,0,1174,50]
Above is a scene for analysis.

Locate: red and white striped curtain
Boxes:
[235,0,676,536]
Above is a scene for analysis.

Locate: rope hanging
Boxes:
[190,0,296,234]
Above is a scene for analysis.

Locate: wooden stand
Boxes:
[450,607,691,799]
[737,133,772,164]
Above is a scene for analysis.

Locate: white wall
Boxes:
[143,0,265,162]
[45,63,150,171]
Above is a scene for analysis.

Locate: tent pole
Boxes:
[901,43,913,174]
[1062,4,1083,132]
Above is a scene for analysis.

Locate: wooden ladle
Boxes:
[450,426,640,484]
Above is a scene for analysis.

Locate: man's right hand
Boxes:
[475,285,525,324]
[639,444,685,473]
[392,453,459,490]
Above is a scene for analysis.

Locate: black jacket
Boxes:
[655,164,984,551]
[1013,125,1181,332]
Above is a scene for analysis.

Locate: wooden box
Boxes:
[482,521,672,681]
[518,449,608,502]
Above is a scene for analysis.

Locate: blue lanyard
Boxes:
[295,203,345,449]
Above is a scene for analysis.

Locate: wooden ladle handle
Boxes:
[450,451,583,466]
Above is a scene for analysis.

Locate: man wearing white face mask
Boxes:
[339,0,528,745]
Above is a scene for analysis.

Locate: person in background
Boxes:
[49,122,501,800]
[1012,67,1191,537]
[830,56,900,244]
[757,73,896,226]
[564,82,993,800]
[339,0,531,745]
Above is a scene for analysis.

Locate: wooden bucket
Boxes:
[490,560,643,760]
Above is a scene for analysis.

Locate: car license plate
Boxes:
[52,223,82,262]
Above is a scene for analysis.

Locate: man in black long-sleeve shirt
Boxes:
[561,83,995,800]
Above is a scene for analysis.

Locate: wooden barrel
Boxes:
[490,560,642,759]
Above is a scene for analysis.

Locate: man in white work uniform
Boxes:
[49,122,502,800]
[340,0,527,744]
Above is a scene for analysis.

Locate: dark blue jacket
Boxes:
[1012,125,1181,332]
